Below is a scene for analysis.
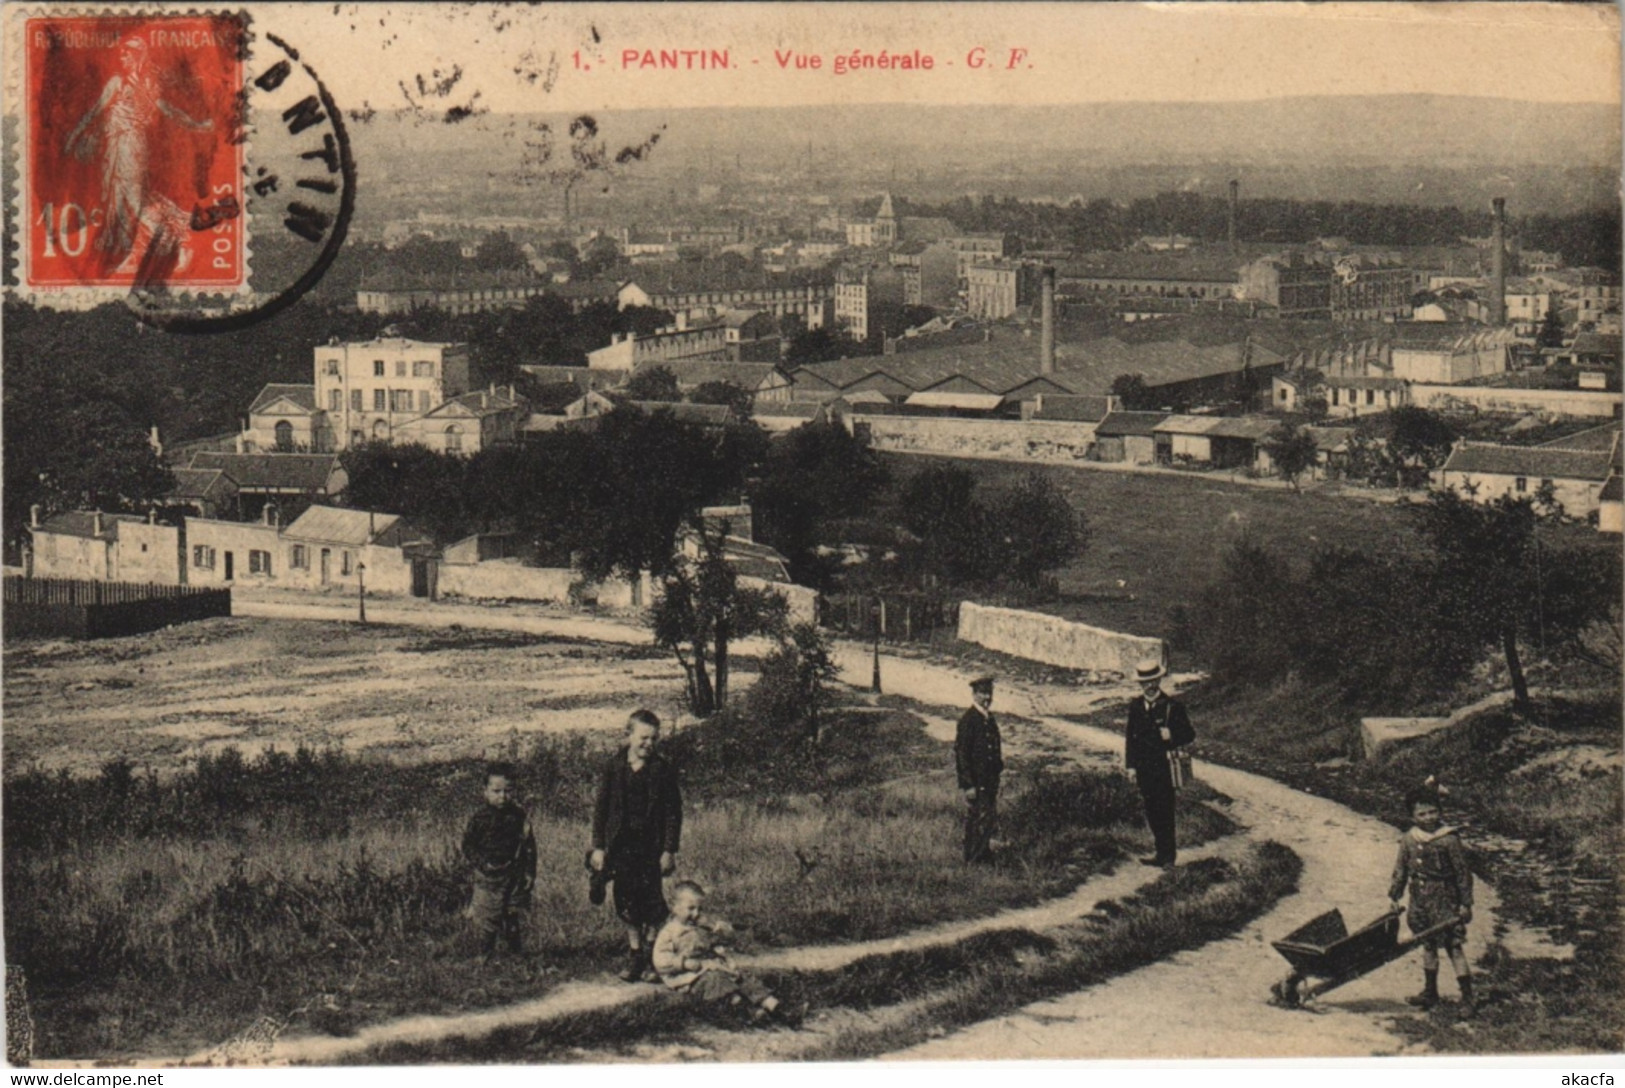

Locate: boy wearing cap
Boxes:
[955,674,1003,864]
[1124,658,1194,868]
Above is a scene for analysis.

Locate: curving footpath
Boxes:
[207,592,1562,1062]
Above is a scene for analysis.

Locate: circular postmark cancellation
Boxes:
[15,9,354,331]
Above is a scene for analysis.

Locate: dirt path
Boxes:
[834,648,1570,1060]
[185,594,1562,1061]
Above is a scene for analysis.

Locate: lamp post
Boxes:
[870,593,882,694]
[357,561,367,624]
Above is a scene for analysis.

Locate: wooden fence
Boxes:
[3,577,231,639]
[821,591,959,644]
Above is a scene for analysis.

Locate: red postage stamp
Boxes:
[22,12,246,291]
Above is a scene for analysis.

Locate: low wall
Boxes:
[957,601,1163,677]
[740,576,819,626]
[855,415,1098,464]
[1412,384,1622,421]
[437,561,648,609]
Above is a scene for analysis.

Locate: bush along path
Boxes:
[820,646,1573,1060]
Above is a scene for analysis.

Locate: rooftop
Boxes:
[32,511,148,541]
[1030,394,1116,422]
[188,452,345,492]
[285,505,409,547]
[248,383,318,415]
[1095,411,1171,437]
[1441,442,1615,482]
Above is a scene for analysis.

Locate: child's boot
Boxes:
[1407,969,1440,1009]
[1457,975,1476,1016]
[619,947,646,983]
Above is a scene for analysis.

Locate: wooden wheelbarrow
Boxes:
[1268,908,1462,1009]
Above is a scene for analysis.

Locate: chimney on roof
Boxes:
[1489,197,1508,327]
[1040,266,1056,376]
[263,503,279,528]
[1227,180,1239,251]
[30,504,40,529]
[93,511,103,537]
[149,425,163,457]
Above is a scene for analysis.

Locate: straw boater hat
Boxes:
[1134,658,1167,683]
[969,673,995,691]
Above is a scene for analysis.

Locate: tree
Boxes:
[749,622,841,746]
[623,366,681,403]
[1264,424,1319,491]
[1410,490,1617,710]
[691,380,753,416]
[650,525,788,716]
[338,441,469,545]
[472,231,528,271]
[1386,406,1458,488]
[1300,394,1330,423]
[784,327,865,366]
[753,422,889,586]
[1536,305,1566,349]
[578,235,623,278]
[989,471,1087,588]
[898,463,992,583]
[1110,373,1157,410]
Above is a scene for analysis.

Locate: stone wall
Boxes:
[436,561,649,609]
[856,415,1098,464]
[957,601,1163,677]
[1412,384,1621,421]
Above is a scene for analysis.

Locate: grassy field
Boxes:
[874,453,1427,642]
[2,617,1234,1060]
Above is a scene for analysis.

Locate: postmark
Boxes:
[22,12,245,291]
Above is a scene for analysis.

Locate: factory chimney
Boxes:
[1040,266,1056,376]
[1227,180,1239,251]
[1489,198,1508,327]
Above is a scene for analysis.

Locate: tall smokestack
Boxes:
[1040,266,1056,376]
[1489,198,1507,326]
[1227,180,1239,251]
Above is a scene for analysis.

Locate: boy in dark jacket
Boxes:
[461,761,537,964]
[1389,782,1475,1014]
[590,709,683,983]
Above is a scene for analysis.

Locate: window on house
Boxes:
[420,390,432,413]
[1540,478,1553,491]
[350,389,362,412]
[192,545,214,569]
[414,360,434,378]
[341,551,353,576]
[373,360,385,376]
[249,549,272,575]
[1365,389,1375,406]
[395,360,407,377]
[325,359,340,375]
[373,389,386,411]
[1515,477,1528,492]
[291,544,308,570]
[274,420,294,451]
[446,425,463,452]
[329,389,342,412]
[391,390,414,412]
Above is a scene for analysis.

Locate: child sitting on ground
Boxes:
[461,761,537,964]
[1388,780,1475,1015]
[651,881,799,1026]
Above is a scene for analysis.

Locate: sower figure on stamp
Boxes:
[461,761,537,964]
[591,709,683,983]
[1124,658,1194,869]
[1389,781,1475,1016]
[955,674,1003,865]
[65,36,215,274]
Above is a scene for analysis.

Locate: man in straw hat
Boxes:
[955,674,1003,864]
[1124,658,1194,869]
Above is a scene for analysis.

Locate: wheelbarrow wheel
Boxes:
[1270,973,1304,1009]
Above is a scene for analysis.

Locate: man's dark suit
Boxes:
[955,703,1003,863]
[1125,693,1195,864]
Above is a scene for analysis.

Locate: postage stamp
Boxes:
[21,12,246,291]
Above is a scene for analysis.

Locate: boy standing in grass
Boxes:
[1389,782,1475,1015]
[652,881,798,1025]
[461,761,537,964]
[590,709,683,983]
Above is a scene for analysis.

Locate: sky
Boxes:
[210,2,1621,115]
